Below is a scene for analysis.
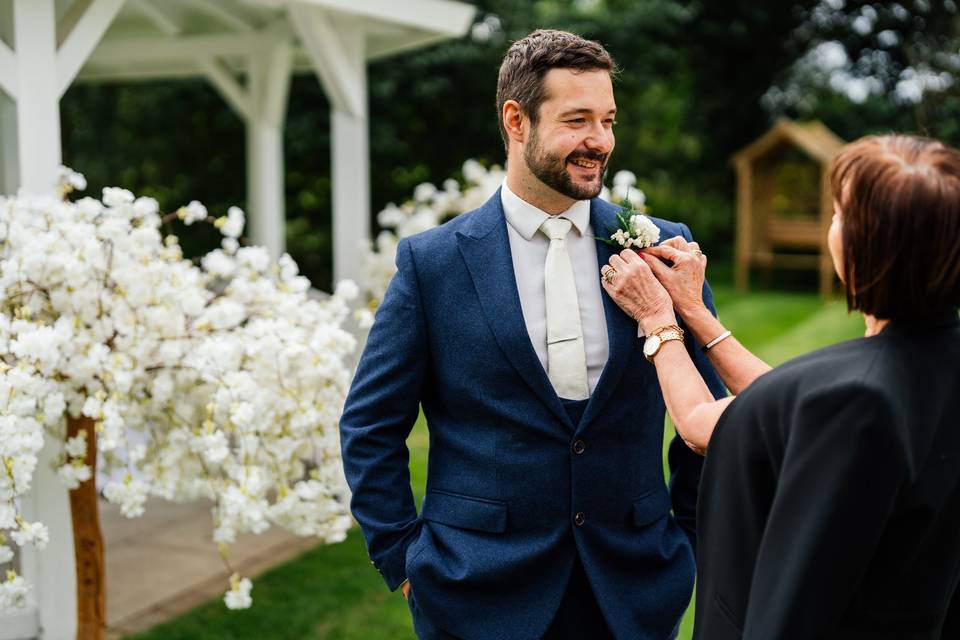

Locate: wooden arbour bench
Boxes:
[731,119,845,298]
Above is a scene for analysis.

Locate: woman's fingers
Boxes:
[640,252,672,279]
[644,244,692,267]
[603,247,676,329]
[638,241,708,317]
[660,235,690,251]
[608,253,629,271]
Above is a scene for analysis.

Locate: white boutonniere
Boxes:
[599,200,660,249]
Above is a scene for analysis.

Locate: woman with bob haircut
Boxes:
[600,134,960,639]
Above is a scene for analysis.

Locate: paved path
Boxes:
[103,497,322,639]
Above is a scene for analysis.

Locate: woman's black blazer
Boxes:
[694,311,960,640]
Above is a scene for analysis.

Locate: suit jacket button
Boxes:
[574,512,586,526]
[572,439,585,455]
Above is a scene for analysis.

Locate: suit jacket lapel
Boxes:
[579,199,638,430]
[456,190,574,429]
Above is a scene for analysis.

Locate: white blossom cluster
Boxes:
[361,162,645,307]
[0,168,355,611]
[610,214,661,249]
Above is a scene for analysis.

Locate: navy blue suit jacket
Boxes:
[340,191,726,639]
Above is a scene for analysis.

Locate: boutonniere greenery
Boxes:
[598,200,661,249]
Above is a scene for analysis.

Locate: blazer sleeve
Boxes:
[741,384,907,639]
[667,222,727,550]
[339,238,427,591]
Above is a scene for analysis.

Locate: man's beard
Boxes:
[525,126,608,200]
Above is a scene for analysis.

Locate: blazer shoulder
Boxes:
[751,337,888,400]
[648,215,691,241]
[399,207,489,279]
[729,338,905,455]
[406,206,484,247]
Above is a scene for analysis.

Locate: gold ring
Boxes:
[602,267,617,284]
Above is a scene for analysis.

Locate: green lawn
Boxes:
[126,286,865,640]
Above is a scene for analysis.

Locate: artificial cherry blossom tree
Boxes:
[0,168,356,636]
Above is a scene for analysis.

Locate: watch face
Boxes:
[643,334,662,358]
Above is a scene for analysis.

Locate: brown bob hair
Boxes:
[496,30,616,154]
[830,134,960,319]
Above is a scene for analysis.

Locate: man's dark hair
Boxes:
[496,29,616,154]
[830,134,960,319]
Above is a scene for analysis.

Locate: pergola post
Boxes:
[5,1,127,636]
[201,41,291,261]
[288,4,370,284]
[13,0,62,192]
[12,0,79,622]
[13,0,79,633]
[0,10,28,639]
[246,41,292,259]
[330,28,370,285]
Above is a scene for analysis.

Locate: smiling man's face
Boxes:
[523,68,616,200]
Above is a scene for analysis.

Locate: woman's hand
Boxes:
[640,236,708,319]
[601,249,677,335]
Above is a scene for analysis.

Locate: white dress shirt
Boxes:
[501,181,609,396]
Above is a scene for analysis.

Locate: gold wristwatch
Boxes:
[642,324,685,362]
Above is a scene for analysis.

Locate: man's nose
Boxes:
[584,121,613,153]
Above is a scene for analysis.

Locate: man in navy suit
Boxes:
[340,29,725,639]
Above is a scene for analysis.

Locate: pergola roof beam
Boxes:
[56,0,93,46]
[287,3,363,117]
[88,27,290,66]
[194,0,255,33]
[199,56,253,121]
[289,0,474,38]
[130,0,184,36]
[56,0,127,98]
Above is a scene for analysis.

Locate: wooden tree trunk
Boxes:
[66,415,105,640]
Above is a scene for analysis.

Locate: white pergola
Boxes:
[0,1,474,638]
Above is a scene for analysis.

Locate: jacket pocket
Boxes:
[632,487,672,528]
[422,489,508,533]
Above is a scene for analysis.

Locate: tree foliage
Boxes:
[60,0,959,289]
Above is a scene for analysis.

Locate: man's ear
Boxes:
[502,100,526,145]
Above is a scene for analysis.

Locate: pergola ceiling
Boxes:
[69,0,474,83]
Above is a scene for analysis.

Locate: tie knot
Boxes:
[540,217,573,241]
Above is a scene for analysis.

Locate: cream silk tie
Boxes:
[540,217,589,400]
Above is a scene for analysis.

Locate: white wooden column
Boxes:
[13,0,62,193]
[246,41,292,259]
[0,6,34,639]
[289,4,370,285]
[201,39,291,261]
[13,0,77,628]
[0,32,38,634]
[330,25,369,285]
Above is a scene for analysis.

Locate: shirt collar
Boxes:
[501,179,591,241]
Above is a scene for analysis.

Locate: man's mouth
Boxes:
[567,156,604,174]
[567,157,602,172]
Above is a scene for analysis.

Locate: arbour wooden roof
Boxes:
[731,119,845,166]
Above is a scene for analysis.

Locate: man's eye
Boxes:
[568,118,586,124]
